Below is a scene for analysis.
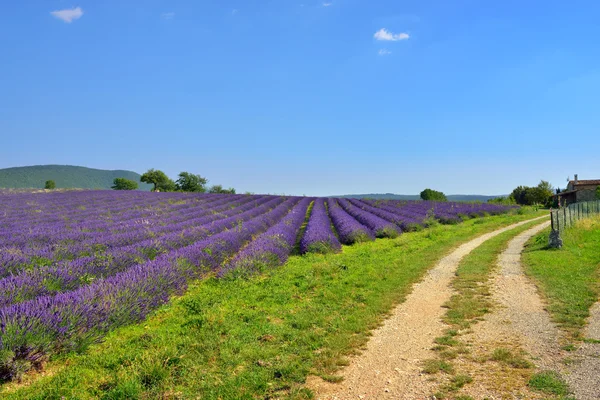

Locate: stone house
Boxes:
[554,174,600,206]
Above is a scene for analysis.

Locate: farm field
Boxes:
[0,190,540,398]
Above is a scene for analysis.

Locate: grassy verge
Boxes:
[2,209,547,399]
[425,219,546,399]
[522,215,600,340]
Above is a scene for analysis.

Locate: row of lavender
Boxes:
[0,191,514,381]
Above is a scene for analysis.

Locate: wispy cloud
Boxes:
[322,2,333,6]
[232,9,239,15]
[50,7,83,23]
[374,28,409,41]
[378,49,392,56]
[161,12,175,20]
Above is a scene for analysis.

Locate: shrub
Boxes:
[420,188,447,202]
[111,178,139,190]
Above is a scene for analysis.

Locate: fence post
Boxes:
[584,202,589,218]
[569,206,574,227]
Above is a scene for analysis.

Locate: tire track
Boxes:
[307,216,548,399]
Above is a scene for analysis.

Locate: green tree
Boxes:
[140,169,176,192]
[209,185,236,194]
[596,186,600,200]
[509,186,529,205]
[509,181,553,206]
[487,196,515,205]
[111,177,138,190]
[44,180,56,189]
[176,172,208,192]
[420,188,447,202]
[530,180,554,206]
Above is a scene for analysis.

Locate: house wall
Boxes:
[558,192,577,206]
[576,189,598,202]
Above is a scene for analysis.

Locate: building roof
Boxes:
[553,190,577,198]
[570,179,600,187]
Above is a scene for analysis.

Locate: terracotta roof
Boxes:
[570,179,600,186]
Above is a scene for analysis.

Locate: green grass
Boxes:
[1,209,547,399]
[490,348,533,369]
[522,215,600,339]
[422,359,455,374]
[528,371,570,396]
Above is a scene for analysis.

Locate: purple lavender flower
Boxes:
[336,199,400,238]
[326,199,374,244]
[299,199,341,254]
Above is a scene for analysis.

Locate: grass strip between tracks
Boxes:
[425,218,547,399]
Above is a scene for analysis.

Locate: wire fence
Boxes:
[550,200,600,232]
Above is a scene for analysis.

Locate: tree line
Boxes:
[112,169,236,194]
[487,180,555,207]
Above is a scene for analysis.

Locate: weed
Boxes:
[422,359,454,374]
[490,348,532,369]
[528,371,570,395]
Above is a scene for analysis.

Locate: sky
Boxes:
[1,0,599,196]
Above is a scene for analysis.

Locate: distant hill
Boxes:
[335,193,505,202]
[0,165,153,191]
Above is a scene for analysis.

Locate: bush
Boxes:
[488,196,515,205]
[111,178,138,190]
[420,188,447,202]
[44,180,56,189]
[509,180,553,207]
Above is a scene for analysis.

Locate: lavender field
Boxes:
[0,190,513,382]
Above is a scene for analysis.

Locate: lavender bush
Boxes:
[326,199,374,244]
[300,199,341,254]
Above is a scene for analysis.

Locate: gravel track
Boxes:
[461,221,600,400]
[307,216,548,399]
[564,302,600,400]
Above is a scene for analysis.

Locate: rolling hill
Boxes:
[0,165,153,190]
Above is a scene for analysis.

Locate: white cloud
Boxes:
[161,12,175,20]
[374,28,409,41]
[50,7,83,23]
[322,2,333,6]
[378,49,392,56]
[232,9,239,14]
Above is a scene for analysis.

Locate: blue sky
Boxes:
[1,0,599,196]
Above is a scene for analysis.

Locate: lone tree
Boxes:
[176,172,208,192]
[140,169,176,192]
[596,186,600,200]
[44,180,56,189]
[112,177,138,190]
[420,188,447,202]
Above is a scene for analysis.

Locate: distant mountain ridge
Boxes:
[335,193,505,202]
[0,165,153,191]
